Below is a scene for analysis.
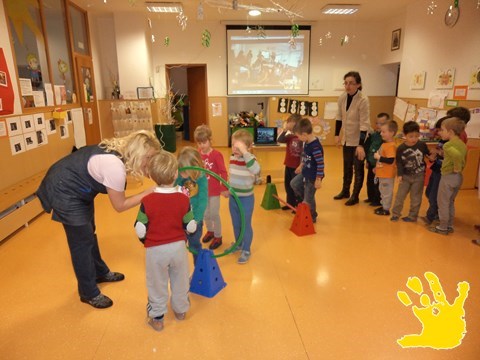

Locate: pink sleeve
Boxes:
[87,154,126,192]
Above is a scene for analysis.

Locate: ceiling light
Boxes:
[248,9,261,16]
[321,4,360,15]
[146,2,183,13]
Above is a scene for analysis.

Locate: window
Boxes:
[69,4,90,55]
[5,0,78,108]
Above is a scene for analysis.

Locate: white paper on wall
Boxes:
[71,108,86,148]
[466,108,480,139]
[393,98,408,121]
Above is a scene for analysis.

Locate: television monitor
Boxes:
[227,25,311,95]
[254,127,278,146]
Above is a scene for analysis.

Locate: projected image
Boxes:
[227,27,310,95]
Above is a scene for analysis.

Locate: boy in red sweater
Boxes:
[135,151,197,332]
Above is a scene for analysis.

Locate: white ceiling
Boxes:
[71,0,420,22]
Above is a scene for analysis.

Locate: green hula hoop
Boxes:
[179,166,245,258]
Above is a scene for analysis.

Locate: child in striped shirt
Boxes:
[222,129,261,264]
[290,118,325,223]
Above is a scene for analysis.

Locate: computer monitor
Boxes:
[254,127,278,145]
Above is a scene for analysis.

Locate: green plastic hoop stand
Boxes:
[179,166,245,258]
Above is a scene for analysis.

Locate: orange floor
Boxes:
[1,145,479,359]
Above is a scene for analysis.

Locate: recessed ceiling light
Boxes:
[146,2,183,13]
[321,4,360,15]
[248,9,262,17]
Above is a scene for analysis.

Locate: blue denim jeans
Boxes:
[63,221,110,299]
[229,195,254,253]
[290,174,317,221]
[188,221,203,265]
[425,170,441,222]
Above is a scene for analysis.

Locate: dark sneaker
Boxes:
[174,312,186,321]
[148,316,164,331]
[420,216,433,225]
[281,205,290,210]
[237,251,251,264]
[333,191,350,200]
[374,208,390,216]
[429,226,449,235]
[81,293,113,309]
[345,197,359,206]
[364,198,371,203]
[390,216,399,222]
[202,231,214,243]
[402,217,417,222]
[447,226,454,233]
[96,271,125,283]
[209,237,223,250]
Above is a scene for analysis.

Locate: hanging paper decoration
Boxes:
[340,35,349,46]
[177,10,188,30]
[164,36,170,46]
[245,25,252,34]
[147,18,152,29]
[325,31,332,39]
[232,0,238,10]
[427,0,437,14]
[318,38,323,46]
[256,26,266,39]
[151,34,155,43]
[289,37,296,49]
[197,2,204,20]
[291,24,299,38]
[202,29,211,47]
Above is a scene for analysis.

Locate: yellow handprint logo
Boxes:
[397,272,470,349]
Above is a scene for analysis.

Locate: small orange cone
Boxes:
[290,203,316,236]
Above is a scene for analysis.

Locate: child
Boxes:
[194,125,228,250]
[422,116,449,225]
[222,129,261,264]
[134,151,197,332]
[176,146,208,265]
[290,118,325,223]
[277,113,303,210]
[391,121,431,222]
[365,113,389,207]
[429,118,467,235]
[446,106,470,144]
[373,120,398,216]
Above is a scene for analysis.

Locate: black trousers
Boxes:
[284,166,299,207]
[366,164,381,203]
[341,145,365,198]
[63,220,110,299]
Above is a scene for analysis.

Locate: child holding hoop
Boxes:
[176,146,208,265]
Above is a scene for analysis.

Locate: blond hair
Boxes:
[231,129,253,148]
[177,146,204,180]
[442,117,465,136]
[99,130,161,179]
[149,150,178,186]
[194,125,212,143]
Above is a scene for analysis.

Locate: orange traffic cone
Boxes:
[290,203,316,236]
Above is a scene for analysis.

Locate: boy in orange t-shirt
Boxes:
[373,120,398,216]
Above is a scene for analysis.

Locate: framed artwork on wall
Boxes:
[410,71,426,90]
[436,68,455,89]
[391,29,401,51]
[469,66,480,89]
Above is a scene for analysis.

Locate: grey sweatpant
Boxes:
[204,195,222,237]
[146,241,190,319]
[379,177,395,210]
[391,173,425,219]
[437,173,463,230]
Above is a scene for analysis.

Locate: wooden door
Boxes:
[75,56,101,145]
[187,65,208,141]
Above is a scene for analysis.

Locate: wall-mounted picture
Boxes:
[436,68,455,89]
[453,85,468,100]
[0,70,7,87]
[6,116,22,136]
[277,98,288,113]
[46,118,56,135]
[36,129,48,146]
[21,115,34,133]
[59,124,69,139]
[391,29,401,51]
[9,135,26,155]
[34,113,46,130]
[410,71,426,90]
[24,132,38,151]
[0,120,7,137]
[469,65,480,89]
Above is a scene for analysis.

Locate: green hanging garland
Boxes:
[202,29,211,47]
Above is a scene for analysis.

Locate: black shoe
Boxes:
[369,202,381,207]
[345,197,359,206]
[281,206,290,210]
[364,198,371,203]
[374,208,390,216]
[334,191,350,200]
[96,271,125,283]
[81,293,113,309]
